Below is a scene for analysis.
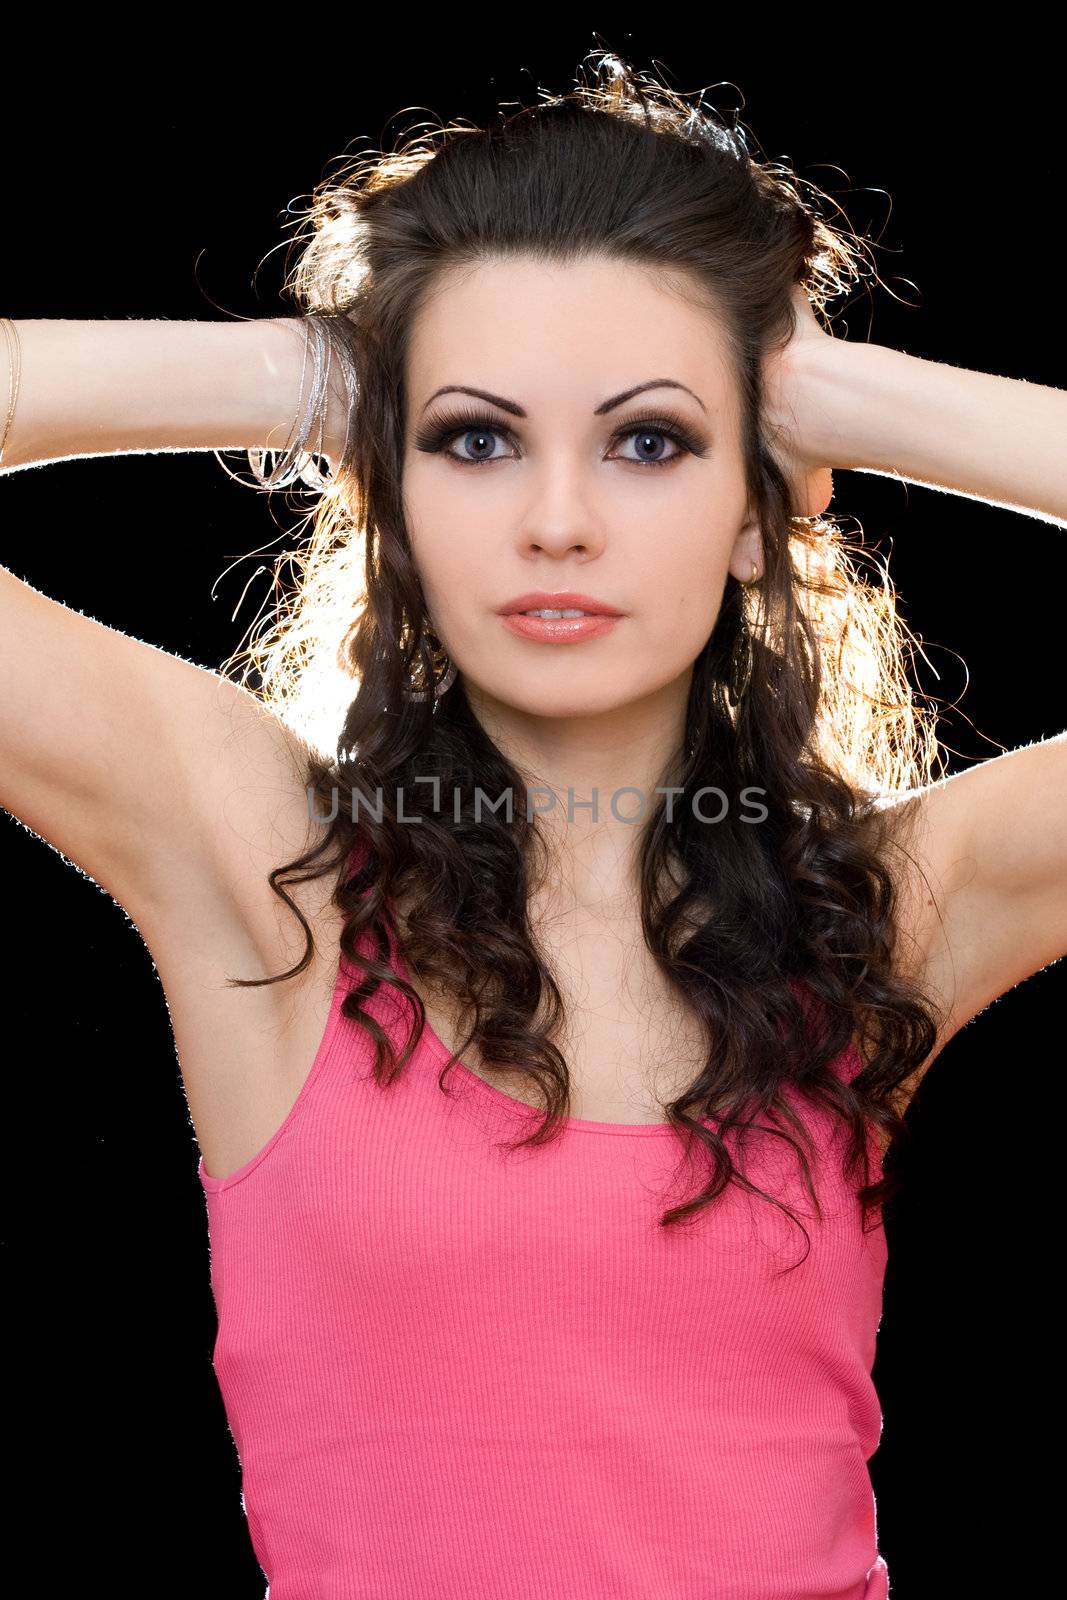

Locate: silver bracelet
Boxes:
[0,316,22,467]
[245,314,352,492]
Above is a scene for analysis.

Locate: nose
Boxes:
[509,462,613,559]
[514,511,609,561]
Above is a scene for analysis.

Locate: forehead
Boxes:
[406,255,734,416]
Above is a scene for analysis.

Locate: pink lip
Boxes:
[497,591,623,617]
[500,613,622,643]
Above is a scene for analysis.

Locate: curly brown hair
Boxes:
[216,47,949,1258]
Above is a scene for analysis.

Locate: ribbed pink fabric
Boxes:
[199,885,890,1599]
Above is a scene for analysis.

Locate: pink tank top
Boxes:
[199,870,890,1599]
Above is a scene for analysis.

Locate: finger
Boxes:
[800,466,834,519]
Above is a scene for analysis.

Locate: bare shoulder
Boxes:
[853,778,977,1114]
[0,562,353,1180]
[121,673,351,1182]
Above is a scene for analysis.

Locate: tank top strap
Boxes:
[340,824,407,941]
[341,825,371,885]
[784,973,865,1086]
[198,828,402,1195]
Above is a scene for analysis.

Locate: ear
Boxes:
[728,513,765,585]
[735,469,834,585]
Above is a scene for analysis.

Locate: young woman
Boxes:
[2,55,1064,1600]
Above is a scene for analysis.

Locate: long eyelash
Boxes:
[413,406,708,468]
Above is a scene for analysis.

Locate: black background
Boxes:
[3,31,1062,1598]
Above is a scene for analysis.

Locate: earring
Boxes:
[726,624,752,708]
[726,561,759,707]
[401,622,457,704]
[431,655,457,699]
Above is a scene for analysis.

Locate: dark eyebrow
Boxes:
[419,378,707,418]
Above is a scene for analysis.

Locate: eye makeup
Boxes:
[412,405,710,470]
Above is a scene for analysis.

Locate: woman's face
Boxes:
[400,255,763,738]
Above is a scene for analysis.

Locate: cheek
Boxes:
[420,533,481,592]
[654,593,723,673]
[411,537,494,653]
[650,530,727,634]
[402,495,480,616]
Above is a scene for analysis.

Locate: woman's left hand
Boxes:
[761,285,843,519]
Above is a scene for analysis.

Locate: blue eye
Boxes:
[413,408,707,470]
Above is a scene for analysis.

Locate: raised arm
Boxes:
[0,316,348,955]
[0,315,350,472]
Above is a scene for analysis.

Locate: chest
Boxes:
[397,894,898,1165]
[407,912,711,1126]
[177,875,907,1183]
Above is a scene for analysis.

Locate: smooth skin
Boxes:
[404,256,776,914]
[0,258,974,1166]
